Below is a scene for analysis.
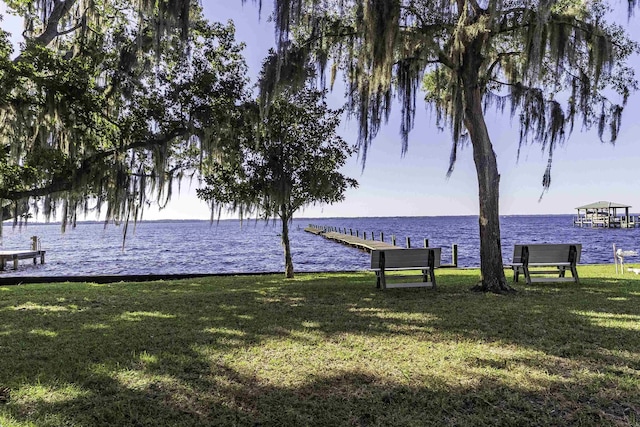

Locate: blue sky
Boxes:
[2,1,640,219]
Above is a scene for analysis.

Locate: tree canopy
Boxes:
[251,0,639,292]
[0,0,249,231]
[197,87,357,278]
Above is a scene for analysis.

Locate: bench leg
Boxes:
[571,266,579,284]
[430,267,437,290]
[40,253,45,264]
[13,256,18,270]
[522,266,532,285]
[558,266,566,278]
[375,272,381,289]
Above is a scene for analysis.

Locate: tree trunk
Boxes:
[462,66,514,293]
[280,205,295,278]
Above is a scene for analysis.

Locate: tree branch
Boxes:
[485,51,522,79]
[14,0,78,63]
[1,127,190,200]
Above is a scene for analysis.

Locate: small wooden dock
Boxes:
[0,236,46,271]
[0,250,46,271]
[305,225,458,267]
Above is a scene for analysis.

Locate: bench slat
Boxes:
[529,277,576,283]
[385,282,436,289]
[370,248,441,269]
[510,262,571,267]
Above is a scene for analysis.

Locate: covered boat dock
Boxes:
[574,201,638,228]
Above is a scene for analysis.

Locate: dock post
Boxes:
[31,236,38,250]
[391,235,396,246]
[380,232,384,242]
[364,232,367,240]
[371,232,375,240]
[350,228,353,235]
[406,237,411,248]
[424,238,429,248]
[452,244,458,267]
[356,230,359,237]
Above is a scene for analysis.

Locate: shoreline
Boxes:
[0,264,622,286]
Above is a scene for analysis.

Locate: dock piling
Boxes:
[406,237,411,248]
[424,238,429,248]
[452,244,458,267]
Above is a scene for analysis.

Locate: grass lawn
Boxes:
[0,266,638,426]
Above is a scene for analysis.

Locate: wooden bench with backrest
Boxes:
[370,248,441,290]
[510,243,581,285]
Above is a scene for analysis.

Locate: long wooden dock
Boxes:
[304,224,459,267]
[305,225,399,252]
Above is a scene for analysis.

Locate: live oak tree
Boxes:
[250,0,638,292]
[197,88,357,278]
[0,0,249,232]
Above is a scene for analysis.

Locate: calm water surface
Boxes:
[1,215,637,277]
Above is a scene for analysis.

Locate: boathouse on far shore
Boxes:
[574,201,638,228]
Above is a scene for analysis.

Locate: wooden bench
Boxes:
[370,248,441,290]
[509,244,581,284]
[0,250,46,271]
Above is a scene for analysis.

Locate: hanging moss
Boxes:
[260,0,636,165]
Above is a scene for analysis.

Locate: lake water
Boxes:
[1,215,638,277]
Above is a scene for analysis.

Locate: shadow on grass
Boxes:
[0,270,638,426]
